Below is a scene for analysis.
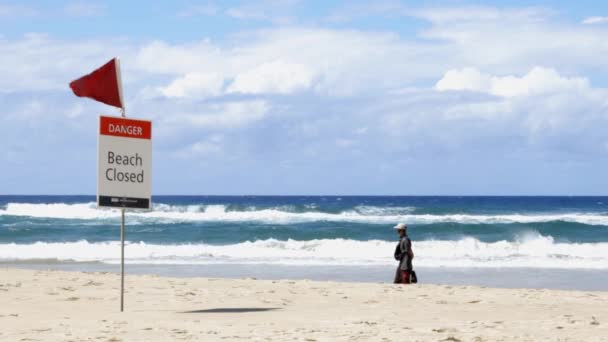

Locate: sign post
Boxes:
[121,208,125,312]
[98,114,152,312]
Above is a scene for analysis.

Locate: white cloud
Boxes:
[325,1,407,23]
[165,100,269,129]
[335,138,356,148]
[228,60,314,94]
[64,2,105,17]
[225,0,299,24]
[133,28,441,97]
[582,16,608,25]
[135,40,223,75]
[411,6,551,24]
[5,8,608,99]
[0,4,38,17]
[176,4,219,17]
[0,34,133,93]
[436,67,589,97]
[414,7,608,71]
[0,3,105,18]
[2,6,608,161]
[1,5,608,90]
[226,7,266,21]
[435,68,491,93]
[159,72,224,98]
[176,135,224,158]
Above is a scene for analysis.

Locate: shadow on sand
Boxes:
[180,307,281,314]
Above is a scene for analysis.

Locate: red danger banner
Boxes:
[100,116,151,140]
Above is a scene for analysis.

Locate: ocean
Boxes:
[1,195,608,290]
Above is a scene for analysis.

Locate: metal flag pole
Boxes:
[120,208,125,312]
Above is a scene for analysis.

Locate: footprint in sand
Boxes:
[1,282,22,288]
[591,316,600,326]
[354,321,378,326]
[83,280,103,287]
[442,337,463,342]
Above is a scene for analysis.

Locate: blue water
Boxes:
[1,195,607,272]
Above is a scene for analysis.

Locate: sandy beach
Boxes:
[0,268,606,341]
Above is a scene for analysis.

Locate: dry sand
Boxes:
[0,268,607,341]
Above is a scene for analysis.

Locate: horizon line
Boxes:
[1,194,607,197]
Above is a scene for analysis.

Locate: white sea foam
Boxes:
[1,234,607,269]
[1,202,608,225]
[352,205,416,215]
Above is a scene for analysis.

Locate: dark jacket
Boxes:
[394,235,412,271]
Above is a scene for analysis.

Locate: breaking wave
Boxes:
[1,233,607,269]
[1,202,608,225]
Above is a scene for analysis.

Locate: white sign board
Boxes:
[98,115,152,209]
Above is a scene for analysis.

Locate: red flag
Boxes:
[69,58,124,109]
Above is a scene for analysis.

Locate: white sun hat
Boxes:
[393,223,407,230]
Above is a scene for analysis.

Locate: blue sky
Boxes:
[1,1,608,195]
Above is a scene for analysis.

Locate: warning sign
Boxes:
[98,115,152,209]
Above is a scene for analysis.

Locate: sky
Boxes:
[1,0,608,195]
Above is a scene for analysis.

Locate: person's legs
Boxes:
[401,271,410,284]
[394,266,402,283]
